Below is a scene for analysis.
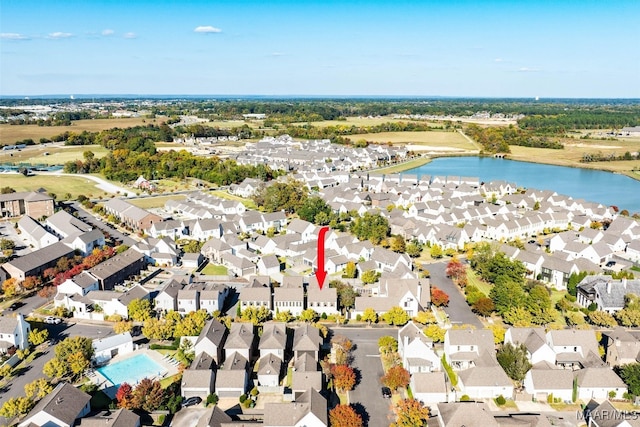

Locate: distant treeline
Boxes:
[519,111,640,134]
[580,151,640,163]
[5,111,94,126]
[465,124,564,153]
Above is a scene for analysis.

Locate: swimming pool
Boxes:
[96,353,165,387]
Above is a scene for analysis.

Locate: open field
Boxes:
[291,116,443,128]
[508,137,640,180]
[210,189,257,209]
[370,157,432,174]
[204,119,263,129]
[129,194,186,209]
[0,144,109,165]
[0,173,114,199]
[0,117,167,146]
[348,130,476,150]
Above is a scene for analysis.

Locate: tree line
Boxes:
[465,124,564,154]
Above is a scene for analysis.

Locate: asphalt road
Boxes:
[427,261,483,328]
[334,327,397,427]
[0,320,115,426]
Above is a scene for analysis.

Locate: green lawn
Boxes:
[370,157,432,174]
[201,264,228,275]
[0,174,109,199]
[466,269,492,296]
[348,130,475,150]
[210,189,257,210]
[0,145,109,165]
[129,194,186,209]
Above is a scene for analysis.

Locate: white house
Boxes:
[575,368,627,400]
[523,368,574,402]
[0,313,31,353]
[398,322,439,374]
[92,332,134,365]
[410,372,448,405]
[18,383,91,427]
[258,353,283,387]
[504,327,555,365]
[457,365,514,399]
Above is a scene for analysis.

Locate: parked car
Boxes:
[182,396,202,407]
[7,302,21,311]
[605,261,616,268]
[44,316,62,325]
[381,387,392,399]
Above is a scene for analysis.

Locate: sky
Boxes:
[1,0,639,98]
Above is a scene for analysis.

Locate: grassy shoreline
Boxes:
[369,156,432,174]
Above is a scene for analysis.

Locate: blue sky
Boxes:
[1,0,639,97]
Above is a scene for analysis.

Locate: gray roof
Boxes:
[575,368,626,388]
[225,323,254,350]
[196,319,227,348]
[3,241,74,275]
[76,408,140,427]
[578,275,640,309]
[263,388,327,426]
[222,351,248,371]
[158,279,184,298]
[21,382,91,426]
[294,353,318,372]
[258,353,283,376]
[259,322,287,350]
[528,368,573,390]
[412,372,447,394]
[88,248,144,281]
[457,365,512,387]
[214,369,246,389]
[437,402,500,427]
[72,271,99,289]
[196,406,232,427]
[293,324,322,352]
[182,369,214,389]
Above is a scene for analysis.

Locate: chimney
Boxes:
[607,281,612,294]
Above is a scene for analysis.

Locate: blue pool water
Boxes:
[97,353,165,387]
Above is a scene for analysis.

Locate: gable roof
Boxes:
[293,324,322,351]
[21,382,91,426]
[437,402,500,427]
[259,322,287,350]
[196,319,227,349]
[225,323,254,350]
[76,408,140,427]
[263,388,327,426]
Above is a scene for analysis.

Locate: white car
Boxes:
[44,316,61,325]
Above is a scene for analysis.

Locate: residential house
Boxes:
[0,191,54,219]
[444,329,495,370]
[221,253,256,277]
[410,372,448,405]
[76,408,140,427]
[456,356,514,399]
[258,352,283,387]
[263,388,328,427]
[577,276,640,314]
[293,324,322,361]
[584,399,639,427]
[194,406,232,427]
[504,327,556,365]
[575,368,627,400]
[397,322,439,374]
[225,322,255,362]
[0,313,31,353]
[257,254,281,276]
[215,351,249,398]
[87,248,146,291]
[182,352,216,400]
[92,332,133,365]
[546,329,602,369]
[191,219,222,241]
[201,239,233,263]
[194,319,227,364]
[62,229,105,256]
[523,368,574,402]
[18,382,91,427]
[181,253,204,269]
[18,215,58,249]
[292,353,323,393]
[287,219,317,243]
[353,278,430,318]
[274,277,305,316]
[45,210,93,239]
[240,277,272,311]
[603,328,640,367]
[436,401,500,427]
[259,322,288,360]
[306,278,339,315]
[104,198,162,231]
[85,285,149,319]
[154,279,185,313]
[1,241,75,281]
[56,271,100,297]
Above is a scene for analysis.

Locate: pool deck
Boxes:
[89,348,180,398]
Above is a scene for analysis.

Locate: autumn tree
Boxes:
[114,321,134,334]
[329,404,363,427]
[423,325,446,343]
[274,310,294,323]
[142,318,174,340]
[241,306,273,325]
[330,280,357,310]
[131,378,164,412]
[391,398,430,427]
[361,307,378,325]
[22,276,42,291]
[331,365,356,393]
[406,242,422,258]
[382,365,410,391]
[413,310,437,325]
[446,257,468,287]
[361,270,380,284]
[381,306,410,326]
[116,382,134,409]
[0,397,33,419]
[378,336,398,353]
[24,378,53,400]
[390,236,406,253]
[430,287,449,307]
[2,278,19,297]
[37,285,57,299]
[28,328,49,346]
[430,245,443,259]
[299,308,319,323]
[472,297,495,317]
[343,261,357,279]
[127,298,153,322]
[588,310,617,327]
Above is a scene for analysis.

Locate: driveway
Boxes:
[333,327,397,427]
[427,261,483,328]
[170,406,209,427]
[0,320,115,426]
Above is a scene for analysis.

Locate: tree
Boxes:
[142,318,174,340]
[489,324,506,344]
[331,280,357,310]
[253,180,308,214]
[297,196,332,223]
[0,397,33,419]
[525,284,556,325]
[343,261,357,279]
[28,328,49,346]
[430,245,443,259]
[430,287,449,307]
[274,310,294,323]
[391,398,430,427]
[68,350,91,377]
[390,236,406,253]
[331,365,356,393]
[472,297,495,317]
[616,309,640,327]
[361,308,377,325]
[116,383,134,409]
[423,324,446,342]
[174,310,209,337]
[350,212,390,244]
[381,365,410,391]
[489,279,527,315]
[241,306,273,325]
[37,285,57,299]
[131,378,164,412]
[588,310,617,327]
[2,278,19,298]
[299,308,319,323]
[503,307,534,326]
[446,257,468,287]
[24,378,53,400]
[127,299,153,322]
[182,240,204,253]
[361,270,379,284]
[413,310,437,325]
[378,336,398,353]
[497,343,531,384]
[114,321,134,334]
[406,242,422,258]
[619,363,640,396]
[0,238,15,249]
[381,306,410,326]
[43,358,67,380]
[22,276,41,291]
[0,187,16,195]
[329,404,363,427]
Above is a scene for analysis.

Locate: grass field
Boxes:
[290,116,443,128]
[348,130,475,150]
[0,174,111,199]
[370,157,432,174]
[0,144,109,165]
[201,264,228,275]
[129,194,186,209]
[210,189,257,209]
[508,136,640,180]
[0,117,167,146]
[466,269,492,296]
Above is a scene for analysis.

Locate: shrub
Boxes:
[206,393,219,406]
[250,387,259,397]
[460,395,471,402]
[356,314,362,321]
[495,395,506,406]
[239,394,247,404]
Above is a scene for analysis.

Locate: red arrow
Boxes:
[315,226,330,290]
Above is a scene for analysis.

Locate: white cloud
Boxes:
[494,58,504,62]
[518,67,541,72]
[123,32,137,39]
[102,29,115,36]
[270,52,285,57]
[0,33,30,40]
[48,32,73,39]
[194,25,222,33]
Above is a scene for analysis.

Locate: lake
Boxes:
[405,157,640,213]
